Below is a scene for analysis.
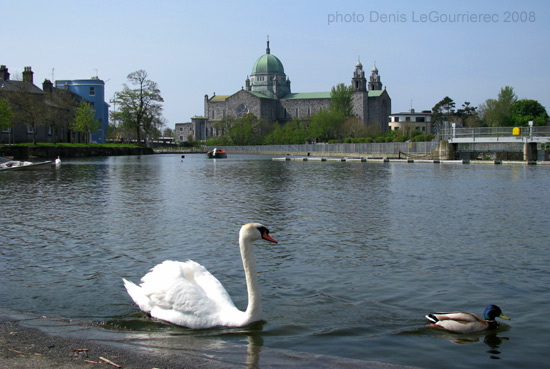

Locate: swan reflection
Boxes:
[245,333,263,368]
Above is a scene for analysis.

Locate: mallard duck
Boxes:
[426,305,510,334]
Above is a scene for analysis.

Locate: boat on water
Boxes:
[207,148,227,159]
[0,157,53,171]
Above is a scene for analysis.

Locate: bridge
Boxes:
[440,126,550,144]
[438,125,550,161]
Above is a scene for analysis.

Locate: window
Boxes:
[416,117,425,122]
[405,117,411,122]
[295,108,299,117]
[27,126,33,134]
[394,117,400,122]
[235,104,249,117]
[89,87,95,96]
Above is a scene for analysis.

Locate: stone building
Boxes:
[176,40,391,143]
[1,65,79,144]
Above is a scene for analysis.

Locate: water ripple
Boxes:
[1,155,550,368]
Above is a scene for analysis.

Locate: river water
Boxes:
[1,154,549,368]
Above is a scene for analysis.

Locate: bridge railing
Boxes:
[439,126,550,141]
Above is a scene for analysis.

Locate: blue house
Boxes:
[55,77,109,143]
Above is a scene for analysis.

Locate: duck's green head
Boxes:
[484,305,511,321]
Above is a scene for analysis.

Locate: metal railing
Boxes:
[439,126,550,142]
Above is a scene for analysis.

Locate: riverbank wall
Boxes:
[0,145,154,160]
[215,141,441,159]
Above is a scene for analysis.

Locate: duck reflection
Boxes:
[484,332,509,360]
[436,330,510,360]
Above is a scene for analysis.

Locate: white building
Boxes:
[388,109,433,134]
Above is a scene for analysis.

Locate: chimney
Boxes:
[0,65,9,81]
[43,79,53,92]
[22,66,34,83]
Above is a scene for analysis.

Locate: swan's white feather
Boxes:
[123,223,276,329]
[125,260,245,328]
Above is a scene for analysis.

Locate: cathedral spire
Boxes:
[266,35,270,54]
[368,62,382,91]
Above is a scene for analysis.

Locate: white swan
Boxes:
[123,223,277,329]
[54,156,61,166]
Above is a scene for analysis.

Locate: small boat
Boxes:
[207,148,227,159]
[0,157,52,171]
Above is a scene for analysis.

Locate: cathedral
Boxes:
[176,40,391,142]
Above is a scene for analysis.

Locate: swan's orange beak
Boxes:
[262,233,278,243]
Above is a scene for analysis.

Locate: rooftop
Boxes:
[283,92,331,100]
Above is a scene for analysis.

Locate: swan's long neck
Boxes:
[240,233,261,322]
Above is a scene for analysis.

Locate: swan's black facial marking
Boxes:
[257,226,278,243]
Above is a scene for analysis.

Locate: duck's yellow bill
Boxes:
[500,313,511,320]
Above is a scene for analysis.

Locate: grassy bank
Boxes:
[1,143,154,159]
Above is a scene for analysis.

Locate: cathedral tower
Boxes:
[351,60,366,91]
[368,63,382,91]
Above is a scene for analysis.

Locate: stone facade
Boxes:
[176,41,391,143]
[0,65,86,144]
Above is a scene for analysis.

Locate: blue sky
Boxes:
[2,0,549,129]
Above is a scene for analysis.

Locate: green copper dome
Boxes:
[248,39,291,99]
[251,39,285,75]
[251,53,285,75]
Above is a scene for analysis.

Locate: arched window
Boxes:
[236,104,249,117]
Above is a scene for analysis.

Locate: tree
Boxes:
[479,86,518,126]
[510,99,549,126]
[264,118,308,145]
[111,70,164,144]
[228,113,260,145]
[341,117,368,138]
[142,105,166,141]
[71,102,100,143]
[44,88,79,143]
[309,108,345,142]
[5,85,46,144]
[455,101,481,127]
[209,114,268,145]
[0,97,14,132]
[330,83,354,119]
[432,96,456,131]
